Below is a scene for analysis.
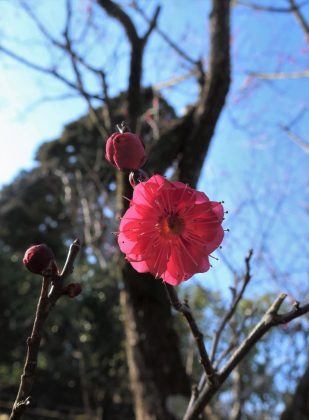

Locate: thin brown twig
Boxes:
[100,71,113,133]
[60,239,81,278]
[65,38,109,137]
[9,277,50,420]
[281,125,309,154]
[131,1,198,66]
[164,283,218,386]
[20,0,104,76]
[98,0,159,131]
[289,0,309,43]
[1,1,108,110]
[62,3,109,138]
[0,44,104,101]
[141,5,161,43]
[210,249,253,362]
[214,305,259,369]
[18,93,79,118]
[249,69,309,79]
[153,69,200,91]
[214,337,238,369]
[235,0,308,13]
[183,293,309,420]
[187,249,253,413]
[9,239,81,420]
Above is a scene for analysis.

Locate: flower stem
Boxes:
[164,283,218,386]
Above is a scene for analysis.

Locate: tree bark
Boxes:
[120,266,190,420]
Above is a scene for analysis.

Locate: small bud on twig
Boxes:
[63,283,82,298]
[105,132,146,171]
[23,244,55,275]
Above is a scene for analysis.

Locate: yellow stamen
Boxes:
[160,214,184,238]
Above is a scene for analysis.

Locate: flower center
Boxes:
[159,214,184,238]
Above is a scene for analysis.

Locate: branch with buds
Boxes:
[9,239,81,420]
[183,293,309,420]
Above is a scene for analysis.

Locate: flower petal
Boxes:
[117,174,224,286]
[130,259,149,273]
[205,226,224,254]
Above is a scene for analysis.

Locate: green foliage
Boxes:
[0,170,69,255]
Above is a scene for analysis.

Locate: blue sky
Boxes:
[0,0,308,297]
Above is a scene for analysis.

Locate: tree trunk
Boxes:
[120,267,190,420]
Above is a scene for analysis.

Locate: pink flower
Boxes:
[23,244,54,275]
[105,132,146,171]
[118,175,224,286]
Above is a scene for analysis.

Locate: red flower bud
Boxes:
[105,132,146,171]
[64,283,82,298]
[23,244,54,275]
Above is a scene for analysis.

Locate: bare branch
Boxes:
[281,125,309,154]
[210,249,253,363]
[235,0,308,13]
[153,69,200,90]
[9,277,50,420]
[63,0,73,37]
[290,0,309,43]
[214,336,238,368]
[132,1,199,66]
[249,69,309,79]
[141,5,161,43]
[97,0,139,45]
[19,93,79,118]
[183,293,309,420]
[5,1,115,136]
[164,283,218,386]
[63,24,109,136]
[7,0,111,124]
[20,1,103,75]
[60,239,81,278]
[0,44,72,88]
[187,250,253,414]
[10,239,81,420]
[131,1,206,98]
[0,44,104,100]
[20,1,61,44]
[100,71,113,132]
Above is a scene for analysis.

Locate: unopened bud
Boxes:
[23,244,54,275]
[64,283,82,298]
[105,132,146,171]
